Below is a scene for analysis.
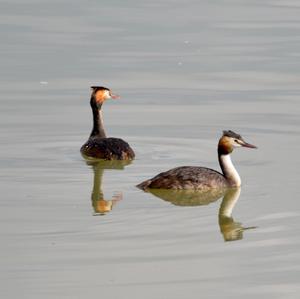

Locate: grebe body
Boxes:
[80,86,135,160]
[81,136,134,160]
[138,166,228,190]
[137,130,256,190]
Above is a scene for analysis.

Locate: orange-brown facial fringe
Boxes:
[94,90,107,105]
[218,136,234,155]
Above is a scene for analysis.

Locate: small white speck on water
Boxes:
[178,62,183,66]
[40,81,48,85]
[184,40,190,44]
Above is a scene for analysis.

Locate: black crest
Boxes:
[223,130,242,140]
[90,86,110,92]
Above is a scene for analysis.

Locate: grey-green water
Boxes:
[1,1,300,298]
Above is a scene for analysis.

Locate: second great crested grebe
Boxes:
[80,86,135,160]
[137,130,257,190]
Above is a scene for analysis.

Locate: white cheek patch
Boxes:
[105,90,111,99]
[233,142,242,148]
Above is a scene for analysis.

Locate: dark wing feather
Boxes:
[81,137,135,160]
[137,166,228,190]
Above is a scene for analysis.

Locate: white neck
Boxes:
[219,154,241,187]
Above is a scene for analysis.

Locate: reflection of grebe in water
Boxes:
[87,160,132,215]
[146,187,227,206]
[218,188,256,241]
[145,187,256,241]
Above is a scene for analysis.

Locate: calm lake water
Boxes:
[1,0,300,298]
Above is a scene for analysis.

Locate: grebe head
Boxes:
[90,86,120,108]
[218,130,257,155]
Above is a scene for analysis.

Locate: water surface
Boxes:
[1,1,300,298]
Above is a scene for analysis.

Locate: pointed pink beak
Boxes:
[242,142,257,149]
[110,92,120,100]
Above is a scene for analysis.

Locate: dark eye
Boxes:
[234,139,238,142]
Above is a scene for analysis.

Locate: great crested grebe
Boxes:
[137,130,257,190]
[80,86,135,160]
